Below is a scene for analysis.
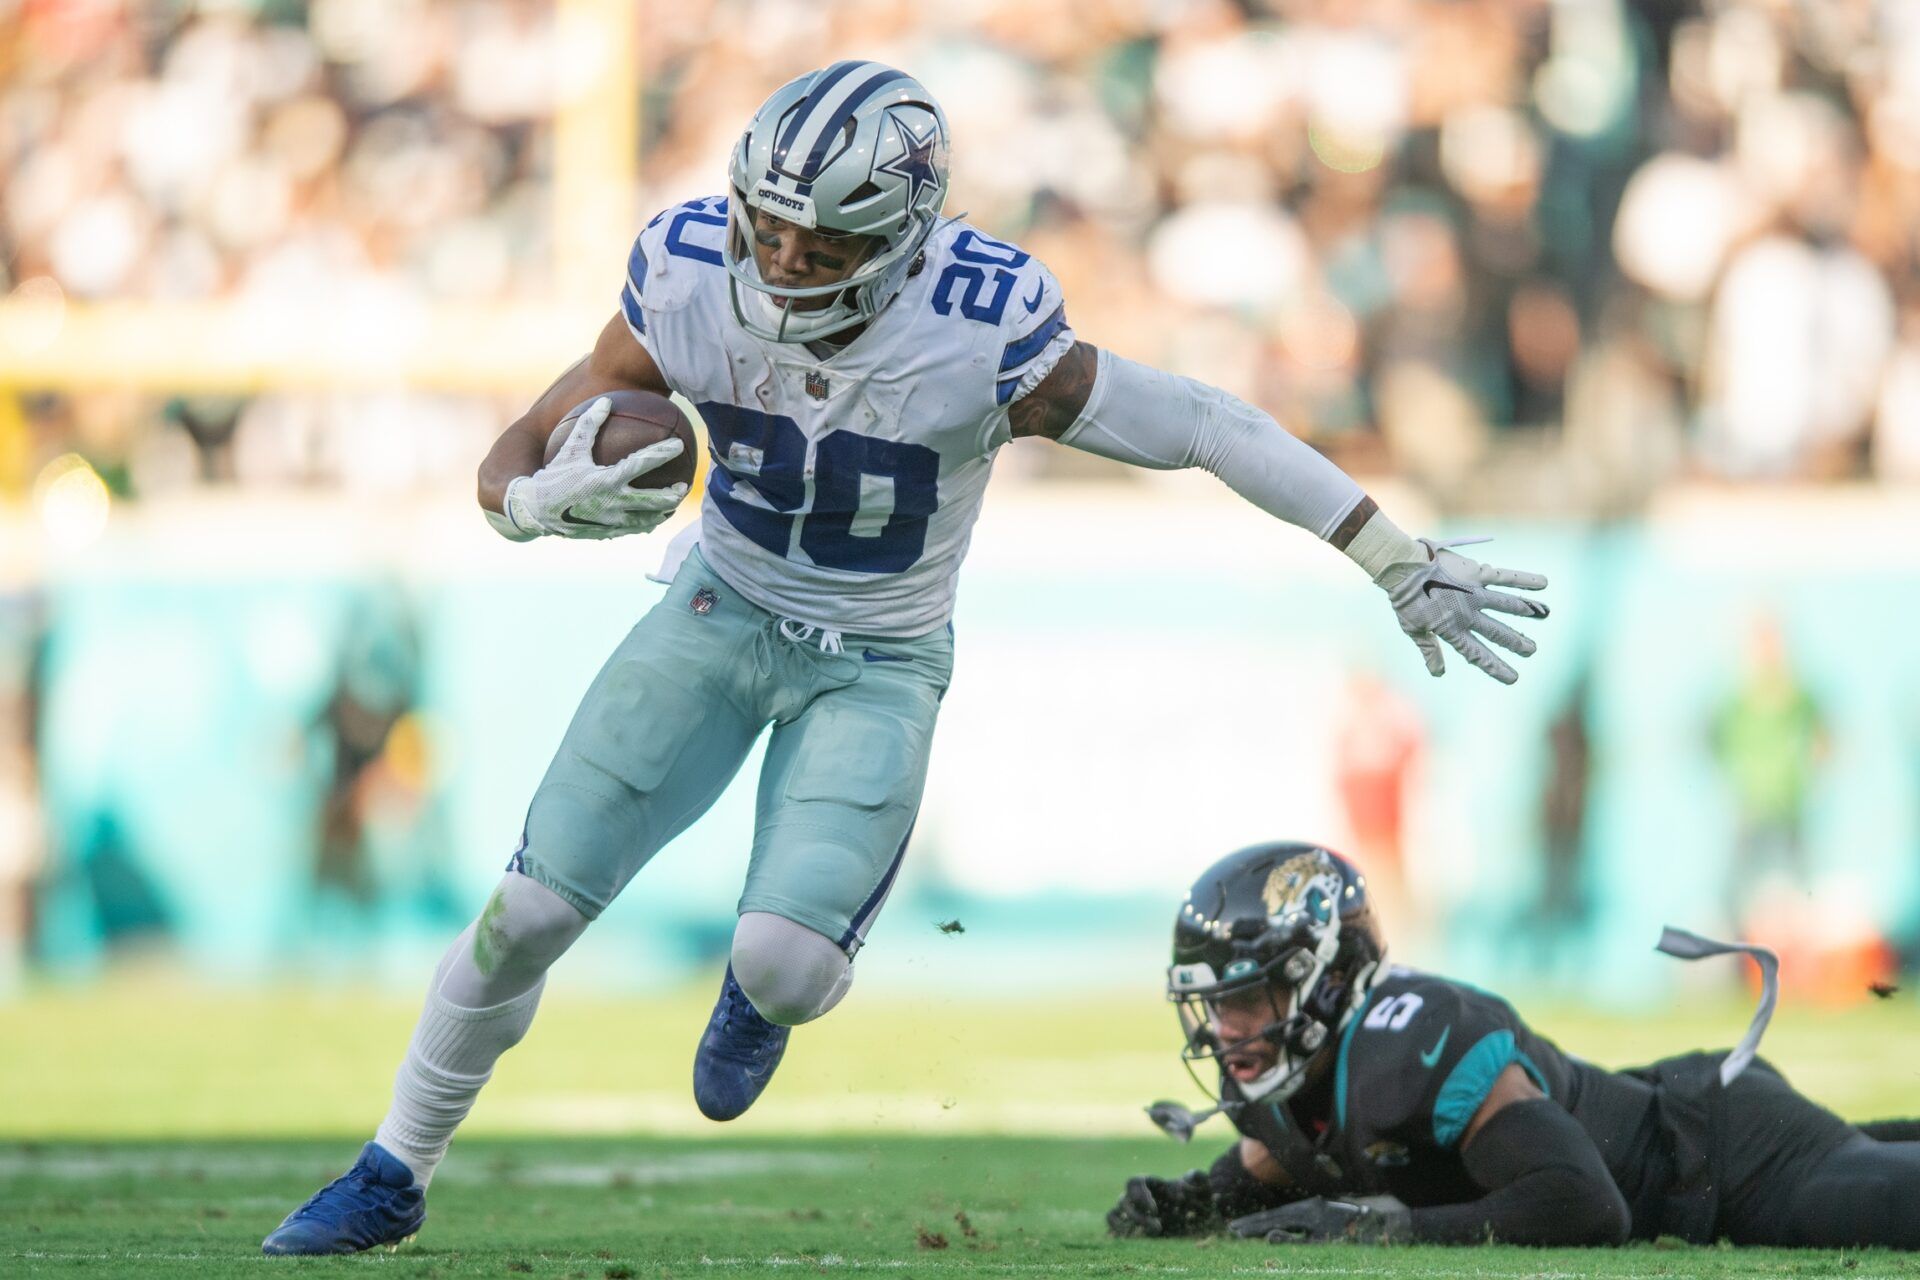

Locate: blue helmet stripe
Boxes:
[793,68,910,182]
[771,59,871,173]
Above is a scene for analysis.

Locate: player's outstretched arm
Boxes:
[1408,1064,1630,1245]
[1013,344,1549,684]
[476,313,683,541]
[1229,1066,1629,1247]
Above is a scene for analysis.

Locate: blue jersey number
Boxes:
[930,230,1032,327]
[698,402,939,574]
[663,198,727,266]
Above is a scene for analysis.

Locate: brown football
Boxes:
[544,390,698,490]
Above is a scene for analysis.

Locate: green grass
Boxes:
[5,1135,1919,1278]
[4,979,1920,1276]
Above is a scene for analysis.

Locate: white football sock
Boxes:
[372,874,588,1187]
[373,969,543,1188]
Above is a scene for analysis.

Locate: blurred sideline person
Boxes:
[1109,843,1920,1249]
[262,63,1550,1254]
[1710,613,1829,934]
[1331,671,1422,943]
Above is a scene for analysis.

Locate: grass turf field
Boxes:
[10,1134,1920,1279]
[5,980,1920,1277]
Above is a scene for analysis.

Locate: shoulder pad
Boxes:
[622,196,729,334]
[1338,975,1540,1151]
[922,224,1070,405]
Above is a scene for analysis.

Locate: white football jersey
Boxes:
[622,196,1074,636]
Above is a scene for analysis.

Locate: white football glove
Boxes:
[502,396,689,540]
[1374,537,1548,685]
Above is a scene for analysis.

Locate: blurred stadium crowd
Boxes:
[5,0,1920,502]
[5,0,1920,992]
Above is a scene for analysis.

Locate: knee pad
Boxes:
[730,911,853,1026]
[438,872,591,1007]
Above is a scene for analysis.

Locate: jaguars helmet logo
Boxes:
[1262,851,1331,917]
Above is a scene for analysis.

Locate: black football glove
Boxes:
[1230,1195,1411,1245]
[1106,1171,1219,1238]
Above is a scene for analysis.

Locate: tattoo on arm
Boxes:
[1008,340,1099,440]
[1327,495,1378,551]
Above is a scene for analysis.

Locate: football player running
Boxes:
[263,63,1548,1254]
[1109,843,1920,1249]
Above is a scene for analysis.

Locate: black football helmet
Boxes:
[1168,842,1385,1103]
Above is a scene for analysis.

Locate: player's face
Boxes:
[751,209,879,310]
[1210,982,1287,1082]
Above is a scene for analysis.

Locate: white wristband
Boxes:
[1338,502,1422,581]
[488,479,540,541]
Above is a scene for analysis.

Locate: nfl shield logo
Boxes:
[690,588,717,616]
[805,371,829,401]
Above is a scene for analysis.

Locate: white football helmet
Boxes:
[726,61,951,343]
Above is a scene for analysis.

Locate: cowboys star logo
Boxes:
[875,114,941,212]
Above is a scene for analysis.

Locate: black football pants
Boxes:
[1724,1123,1920,1248]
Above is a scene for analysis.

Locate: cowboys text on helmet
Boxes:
[727,61,952,343]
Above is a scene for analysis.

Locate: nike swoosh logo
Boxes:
[1022,281,1044,313]
[862,650,911,664]
[1420,578,1472,598]
[560,506,617,529]
[1419,1027,1451,1068]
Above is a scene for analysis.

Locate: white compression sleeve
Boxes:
[372,875,587,1187]
[1057,349,1420,576]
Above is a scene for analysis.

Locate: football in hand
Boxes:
[544,390,698,491]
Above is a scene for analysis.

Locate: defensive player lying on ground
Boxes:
[1111,843,1920,1249]
[262,63,1550,1255]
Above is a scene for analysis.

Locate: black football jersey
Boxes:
[1228,968,1666,1222]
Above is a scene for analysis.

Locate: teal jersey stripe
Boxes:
[1333,988,1377,1132]
[1432,1031,1552,1148]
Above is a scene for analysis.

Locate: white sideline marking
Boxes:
[493,1090,1163,1136]
[0,1147,858,1187]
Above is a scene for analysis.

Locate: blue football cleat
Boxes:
[693,964,791,1121]
[261,1142,425,1255]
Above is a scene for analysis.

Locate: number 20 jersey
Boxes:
[621,196,1075,636]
